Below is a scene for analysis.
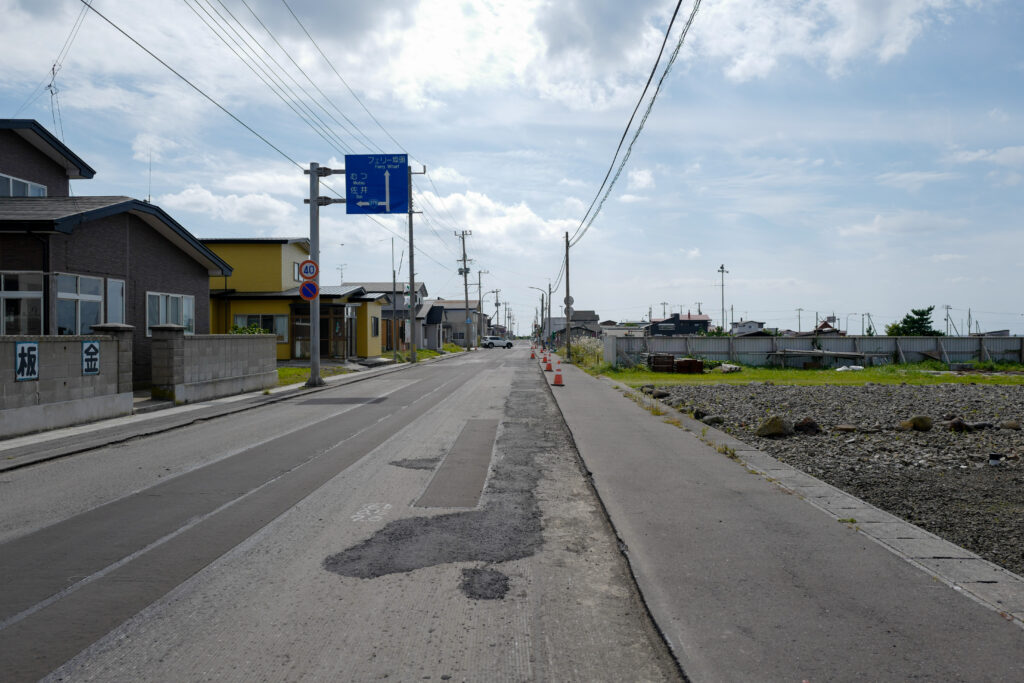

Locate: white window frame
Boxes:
[106,279,125,324]
[0,271,45,335]
[146,291,195,336]
[56,273,104,335]
[233,313,289,342]
[0,172,47,197]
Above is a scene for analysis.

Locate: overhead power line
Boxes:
[568,0,702,248]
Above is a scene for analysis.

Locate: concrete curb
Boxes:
[0,351,470,473]
[604,376,1024,629]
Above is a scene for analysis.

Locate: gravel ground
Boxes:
[656,382,1024,577]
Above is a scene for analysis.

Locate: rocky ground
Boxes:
[655,382,1024,577]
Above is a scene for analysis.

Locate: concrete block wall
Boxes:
[0,329,133,438]
[151,326,277,404]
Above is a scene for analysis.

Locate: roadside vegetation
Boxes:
[276,365,352,386]
[560,335,1024,387]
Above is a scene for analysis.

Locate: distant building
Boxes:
[647,312,711,336]
[730,319,765,335]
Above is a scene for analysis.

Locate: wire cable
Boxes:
[569,0,701,248]
[79,0,303,170]
[568,0,686,245]
[183,0,353,156]
[281,0,407,156]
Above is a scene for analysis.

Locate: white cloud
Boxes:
[988,108,1010,123]
[430,166,470,184]
[628,168,655,190]
[930,253,966,262]
[130,133,180,163]
[694,0,963,82]
[837,211,968,238]
[679,247,701,259]
[218,167,309,199]
[617,194,647,203]
[562,196,586,213]
[558,177,588,188]
[158,185,297,229]
[875,170,959,191]
[415,189,575,257]
[950,145,1024,166]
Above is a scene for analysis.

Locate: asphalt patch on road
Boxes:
[324,374,563,580]
[460,567,510,600]
[389,457,441,470]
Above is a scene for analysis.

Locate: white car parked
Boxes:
[481,335,513,348]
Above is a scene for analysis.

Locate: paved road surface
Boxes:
[0,349,678,682]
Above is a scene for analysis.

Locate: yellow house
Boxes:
[203,238,387,361]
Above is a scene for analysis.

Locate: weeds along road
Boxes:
[0,348,678,682]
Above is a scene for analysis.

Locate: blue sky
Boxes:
[3,0,1023,334]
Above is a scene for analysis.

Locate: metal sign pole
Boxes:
[307,163,324,387]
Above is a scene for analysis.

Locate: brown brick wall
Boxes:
[0,130,71,197]
[45,211,211,385]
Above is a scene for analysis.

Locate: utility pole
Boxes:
[476,269,488,347]
[547,282,552,344]
[390,238,398,362]
[796,307,804,333]
[943,304,952,336]
[660,301,668,318]
[565,232,572,363]
[455,230,473,349]
[694,301,702,315]
[494,289,501,334]
[717,264,728,334]
[303,162,345,387]
[407,164,426,361]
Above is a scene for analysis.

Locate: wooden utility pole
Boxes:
[407,164,426,361]
[456,230,472,349]
[476,269,488,346]
[565,232,571,363]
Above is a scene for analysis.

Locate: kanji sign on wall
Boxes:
[15,341,39,381]
[82,340,100,375]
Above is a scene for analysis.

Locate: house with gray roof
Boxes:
[0,119,231,384]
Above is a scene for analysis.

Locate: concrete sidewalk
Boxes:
[544,358,1024,682]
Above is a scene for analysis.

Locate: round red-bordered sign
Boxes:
[298,259,318,280]
[299,280,319,301]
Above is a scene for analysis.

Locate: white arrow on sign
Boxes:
[384,169,391,212]
[357,201,373,207]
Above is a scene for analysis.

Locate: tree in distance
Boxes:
[885,306,945,336]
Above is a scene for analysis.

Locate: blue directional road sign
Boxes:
[345,154,409,214]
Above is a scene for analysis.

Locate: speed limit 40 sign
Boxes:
[298,259,318,280]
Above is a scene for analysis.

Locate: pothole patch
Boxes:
[389,457,441,470]
[460,567,510,600]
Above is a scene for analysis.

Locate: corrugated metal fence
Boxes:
[603,334,1024,368]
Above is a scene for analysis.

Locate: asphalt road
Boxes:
[0,348,678,682]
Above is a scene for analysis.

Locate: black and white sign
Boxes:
[15,341,39,381]
[82,340,100,375]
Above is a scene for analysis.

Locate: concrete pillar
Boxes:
[150,324,185,402]
[91,323,135,394]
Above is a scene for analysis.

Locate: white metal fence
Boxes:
[603,334,1024,368]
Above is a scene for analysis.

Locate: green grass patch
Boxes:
[442,342,464,353]
[590,362,1024,387]
[276,365,352,386]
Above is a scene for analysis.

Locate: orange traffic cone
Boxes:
[553,366,564,386]
[545,360,553,372]
[530,350,535,359]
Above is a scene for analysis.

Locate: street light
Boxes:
[846,313,858,334]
